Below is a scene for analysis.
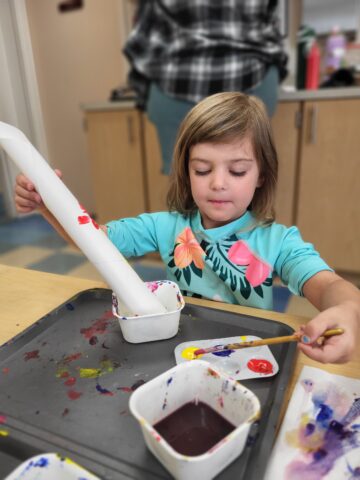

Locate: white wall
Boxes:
[303,0,359,34]
[0,0,46,218]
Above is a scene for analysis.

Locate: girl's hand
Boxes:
[14,169,62,213]
[297,302,359,363]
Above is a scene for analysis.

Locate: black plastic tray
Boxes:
[0,288,297,479]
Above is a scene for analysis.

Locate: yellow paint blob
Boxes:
[0,430,9,437]
[181,346,203,360]
[240,336,247,342]
[79,368,102,378]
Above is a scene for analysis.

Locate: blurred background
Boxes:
[0,0,359,315]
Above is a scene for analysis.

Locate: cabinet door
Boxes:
[271,102,300,226]
[85,110,146,224]
[297,100,360,272]
[143,115,169,212]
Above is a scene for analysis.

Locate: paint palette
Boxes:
[4,453,99,480]
[174,336,279,380]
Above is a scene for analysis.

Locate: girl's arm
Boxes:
[14,172,107,247]
[300,270,360,363]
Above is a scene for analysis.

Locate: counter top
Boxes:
[81,86,360,112]
[1,264,359,422]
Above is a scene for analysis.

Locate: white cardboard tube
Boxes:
[0,121,165,315]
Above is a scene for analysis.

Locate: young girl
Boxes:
[14,92,359,364]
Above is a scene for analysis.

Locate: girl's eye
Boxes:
[194,170,210,176]
[230,171,246,177]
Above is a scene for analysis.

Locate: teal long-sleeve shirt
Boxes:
[107,210,331,310]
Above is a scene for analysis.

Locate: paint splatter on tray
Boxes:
[174,336,279,380]
[264,365,360,480]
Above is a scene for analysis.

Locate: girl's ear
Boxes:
[256,175,264,188]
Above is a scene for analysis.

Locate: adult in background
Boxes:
[124,0,288,174]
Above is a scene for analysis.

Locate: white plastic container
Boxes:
[4,453,99,480]
[129,360,261,480]
[112,280,185,343]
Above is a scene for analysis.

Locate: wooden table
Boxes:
[1,264,359,433]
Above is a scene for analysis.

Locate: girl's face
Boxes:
[189,137,262,229]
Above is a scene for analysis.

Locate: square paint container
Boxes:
[129,360,261,480]
[112,280,185,343]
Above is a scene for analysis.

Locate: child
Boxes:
[15,92,359,364]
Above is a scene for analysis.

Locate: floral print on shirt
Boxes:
[168,227,205,285]
[168,228,272,299]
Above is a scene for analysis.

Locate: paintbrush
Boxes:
[193,328,344,356]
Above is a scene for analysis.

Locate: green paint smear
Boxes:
[100,359,114,372]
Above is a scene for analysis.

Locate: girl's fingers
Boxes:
[15,184,42,204]
[16,174,35,191]
[298,341,349,364]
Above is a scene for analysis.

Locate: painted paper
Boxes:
[264,365,360,480]
[0,121,165,316]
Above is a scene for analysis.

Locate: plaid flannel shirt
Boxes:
[124,0,288,108]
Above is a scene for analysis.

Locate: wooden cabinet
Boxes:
[143,115,169,212]
[271,102,300,226]
[85,109,147,224]
[296,99,360,272]
[84,98,360,274]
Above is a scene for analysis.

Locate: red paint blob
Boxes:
[24,350,39,361]
[63,352,82,364]
[247,358,273,374]
[78,215,90,225]
[64,376,76,386]
[67,390,83,400]
[118,387,132,393]
[80,311,113,339]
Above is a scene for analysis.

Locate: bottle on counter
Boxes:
[306,40,321,90]
[296,25,316,90]
[324,26,347,76]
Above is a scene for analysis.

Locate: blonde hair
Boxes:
[167,92,278,223]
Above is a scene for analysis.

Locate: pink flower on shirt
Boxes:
[228,240,271,287]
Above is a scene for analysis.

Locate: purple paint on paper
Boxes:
[285,384,360,480]
[301,378,314,393]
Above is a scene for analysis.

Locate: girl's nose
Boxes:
[210,172,227,190]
